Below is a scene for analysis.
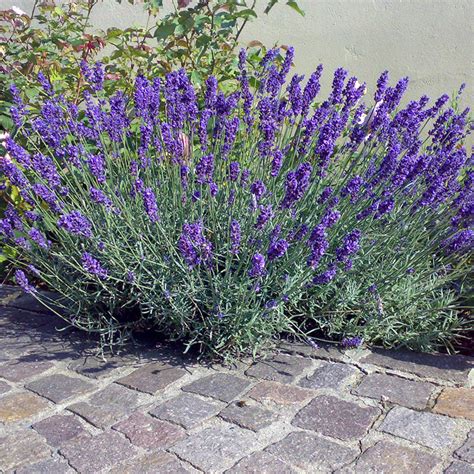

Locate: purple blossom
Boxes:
[341,336,363,348]
[271,150,283,177]
[302,65,323,116]
[443,230,474,255]
[81,61,104,91]
[29,228,49,249]
[229,162,240,182]
[307,225,329,269]
[32,184,62,212]
[313,265,337,284]
[209,182,218,197]
[255,205,273,230]
[58,211,92,238]
[195,154,214,184]
[250,180,266,200]
[336,229,362,262]
[281,162,312,208]
[15,269,36,293]
[90,187,112,208]
[178,221,213,268]
[268,238,289,260]
[81,252,108,279]
[248,253,266,278]
[230,219,241,255]
[1,161,29,188]
[330,68,348,105]
[142,188,159,223]
[341,176,364,200]
[374,70,389,103]
[88,154,106,184]
[320,209,341,229]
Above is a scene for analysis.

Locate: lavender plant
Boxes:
[1,49,472,357]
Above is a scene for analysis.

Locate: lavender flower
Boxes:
[58,211,92,238]
[268,238,289,260]
[178,221,213,268]
[336,229,362,262]
[81,252,108,279]
[229,162,240,182]
[15,269,36,293]
[255,205,273,230]
[142,188,159,223]
[250,180,266,201]
[248,253,266,278]
[90,187,112,208]
[230,219,241,255]
[341,336,363,348]
[29,228,49,249]
[195,154,214,184]
[313,265,337,284]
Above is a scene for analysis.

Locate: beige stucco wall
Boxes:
[4,0,474,105]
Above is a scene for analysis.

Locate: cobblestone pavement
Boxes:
[1,284,473,474]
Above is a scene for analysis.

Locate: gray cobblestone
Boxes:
[149,393,222,429]
[245,353,313,383]
[293,395,381,441]
[354,372,434,409]
[183,373,253,402]
[379,406,460,450]
[338,440,441,473]
[60,431,137,474]
[26,373,95,403]
[265,431,358,471]
[32,414,85,447]
[455,430,474,463]
[299,361,358,390]
[219,401,277,431]
[169,425,257,472]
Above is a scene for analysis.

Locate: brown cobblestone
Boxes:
[433,387,474,420]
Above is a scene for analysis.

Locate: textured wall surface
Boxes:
[4,0,473,104]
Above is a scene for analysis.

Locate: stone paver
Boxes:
[445,461,474,474]
[116,362,186,394]
[60,431,137,474]
[15,457,75,474]
[1,286,473,474]
[245,353,313,383]
[455,430,474,463]
[109,452,190,474]
[265,431,358,471]
[339,440,441,473]
[26,373,95,403]
[0,391,50,423]
[354,372,435,409]
[0,358,53,382]
[226,451,297,473]
[183,373,253,402]
[219,401,277,431]
[169,425,257,472]
[293,395,381,441]
[299,361,358,390]
[433,387,474,420]
[149,393,222,429]
[0,430,51,471]
[248,380,314,405]
[360,348,473,384]
[67,383,143,428]
[113,411,186,449]
[69,355,132,379]
[379,406,460,450]
[32,414,85,447]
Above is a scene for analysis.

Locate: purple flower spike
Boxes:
[58,211,92,238]
[15,269,36,293]
[142,188,159,223]
[341,336,363,348]
[268,238,289,261]
[248,253,266,278]
[81,252,108,279]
